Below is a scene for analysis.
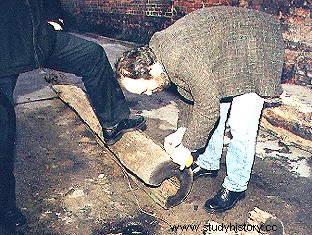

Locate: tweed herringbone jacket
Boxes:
[149,6,285,150]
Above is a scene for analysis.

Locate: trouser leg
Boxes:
[196,102,231,170]
[0,76,18,215]
[46,31,130,128]
[222,93,264,192]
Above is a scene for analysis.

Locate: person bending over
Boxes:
[115,6,284,213]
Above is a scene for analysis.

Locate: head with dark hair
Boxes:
[116,46,156,80]
[116,46,170,95]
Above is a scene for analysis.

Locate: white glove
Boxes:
[48,19,64,30]
[170,144,193,171]
[164,127,186,155]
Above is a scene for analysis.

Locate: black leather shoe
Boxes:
[103,115,146,145]
[190,162,218,179]
[0,207,28,233]
[204,187,245,213]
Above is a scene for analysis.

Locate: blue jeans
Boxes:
[196,93,264,192]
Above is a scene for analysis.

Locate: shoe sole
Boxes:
[204,193,246,213]
[193,173,217,180]
[104,120,146,146]
[192,166,218,180]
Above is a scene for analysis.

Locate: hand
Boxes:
[164,127,186,155]
[170,144,193,170]
[48,19,64,30]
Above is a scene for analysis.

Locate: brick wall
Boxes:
[60,0,174,42]
[60,0,312,43]
[59,0,312,87]
[58,1,262,42]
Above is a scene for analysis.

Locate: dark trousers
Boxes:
[0,31,130,213]
[0,77,17,215]
[47,31,130,127]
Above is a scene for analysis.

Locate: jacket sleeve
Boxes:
[177,98,193,129]
[42,0,63,22]
[180,77,220,150]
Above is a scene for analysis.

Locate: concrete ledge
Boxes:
[261,84,312,153]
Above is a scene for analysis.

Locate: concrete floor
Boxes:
[3,34,311,235]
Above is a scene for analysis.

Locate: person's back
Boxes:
[149,6,285,99]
